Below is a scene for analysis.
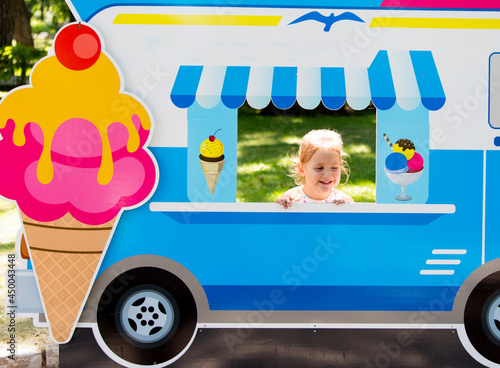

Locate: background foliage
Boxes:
[0,0,72,89]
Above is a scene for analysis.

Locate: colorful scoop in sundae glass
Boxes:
[383,135,423,201]
[0,23,158,343]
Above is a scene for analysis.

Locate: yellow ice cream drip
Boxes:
[0,50,151,185]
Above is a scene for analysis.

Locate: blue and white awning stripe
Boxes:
[170,50,446,111]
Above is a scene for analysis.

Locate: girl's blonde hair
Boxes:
[289,129,350,185]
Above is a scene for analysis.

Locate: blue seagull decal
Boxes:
[288,11,364,32]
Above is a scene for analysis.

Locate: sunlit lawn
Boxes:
[237,104,376,203]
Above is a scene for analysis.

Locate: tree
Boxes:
[0,0,33,48]
[14,0,33,47]
[1,0,73,88]
[0,1,17,47]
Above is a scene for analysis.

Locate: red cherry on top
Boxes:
[54,23,101,71]
[209,129,221,142]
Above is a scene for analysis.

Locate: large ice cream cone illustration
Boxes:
[0,22,158,344]
[22,213,115,342]
[199,129,225,196]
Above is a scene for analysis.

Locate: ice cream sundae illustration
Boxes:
[0,23,158,343]
[199,129,225,195]
[383,134,423,201]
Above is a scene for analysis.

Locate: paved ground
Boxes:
[0,326,486,367]
[0,344,58,368]
[58,327,484,367]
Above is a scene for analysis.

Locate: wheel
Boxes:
[484,291,500,343]
[463,270,500,365]
[95,267,197,366]
[117,285,178,347]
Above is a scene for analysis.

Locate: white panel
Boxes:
[345,67,370,110]
[388,50,420,111]
[196,66,225,109]
[246,66,273,109]
[297,67,321,110]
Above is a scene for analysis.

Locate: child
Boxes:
[276,129,354,209]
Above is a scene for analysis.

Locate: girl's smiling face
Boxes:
[299,147,342,200]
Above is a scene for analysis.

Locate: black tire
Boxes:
[95,267,197,366]
[463,270,500,364]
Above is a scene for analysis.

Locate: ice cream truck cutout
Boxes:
[4,0,500,367]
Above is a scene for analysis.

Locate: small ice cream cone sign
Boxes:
[0,22,158,343]
[199,129,225,195]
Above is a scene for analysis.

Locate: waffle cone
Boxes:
[200,159,225,195]
[21,212,115,343]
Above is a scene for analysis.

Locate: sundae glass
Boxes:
[384,168,423,201]
[383,135,424,201]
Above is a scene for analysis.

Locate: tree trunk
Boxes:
[0,0,16,47]
[14,0,33,47]
[0,0,32,48]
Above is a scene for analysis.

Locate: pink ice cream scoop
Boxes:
[0,115,157,225]
[407,152,424,173]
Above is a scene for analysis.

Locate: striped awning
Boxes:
[170,50,446,111]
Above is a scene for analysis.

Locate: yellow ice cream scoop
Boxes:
[200,129,224,160]
[393,139,415,160]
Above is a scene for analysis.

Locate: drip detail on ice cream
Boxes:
[0,23,151,187]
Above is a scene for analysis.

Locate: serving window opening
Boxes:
[236,102,376,203]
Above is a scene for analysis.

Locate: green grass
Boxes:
[237,105,376,203]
